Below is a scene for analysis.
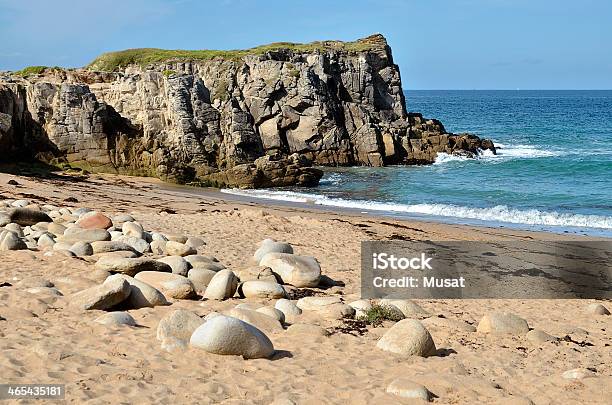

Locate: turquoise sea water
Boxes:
[224,90,612,236]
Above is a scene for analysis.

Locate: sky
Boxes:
[1,0,611,89]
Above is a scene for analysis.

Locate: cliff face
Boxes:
[0,34,494,187]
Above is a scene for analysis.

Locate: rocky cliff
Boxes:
[0,34,495,187]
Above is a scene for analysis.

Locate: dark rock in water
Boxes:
[7,179,19,185]
[0,34,494,188]
[8,208,52,226]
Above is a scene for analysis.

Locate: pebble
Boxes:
[115,235,150,254]
[187,268,217,294]
[122,221,145,238]
[274,299,302,321]
[69,275,131,310]
[69,241,94,256]
[157,255,190,276]
[296,296,355,319]
[238,280,286,299]
[8,208,52,226]
[562,368,596,379]
[157,309,205,341]
[165,241,197,257]
[76,211,113,230]
[186,236,206,249]
[526,329,558,344]
[37,233,56,248]
[254,238,293,263]
[376,319,437,357]
[57,229,111,244]
[203,269,238,300]
[256,306,285,323]
[150,239,167,255]
[134,271,196,299]
[379,298,430,319]
[95,256,172,276]
[260,253,321,287]
[90,241,137,254]
[0,230,27,251]
[189,315,275,359]
[286,323,330,337]
[586,303,610,315]
[95,311,136,327]
[386,378,432,401]
[111,274,169,308]
[349,299,373,317]
[477,312,530,335]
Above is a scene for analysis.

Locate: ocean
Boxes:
[223,90,612,236]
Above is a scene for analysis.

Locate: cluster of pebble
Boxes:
[2,197,610,402]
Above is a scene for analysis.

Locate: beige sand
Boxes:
[0,171,610,404]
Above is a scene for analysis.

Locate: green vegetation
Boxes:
[14,66,49,76]
[212,80,229,101]
[87,34,387,72]
[162,69,177,77]
[356,304,405,327]
[13,65,66,77]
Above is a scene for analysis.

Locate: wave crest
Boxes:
[221,188,612,230]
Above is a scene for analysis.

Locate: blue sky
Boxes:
[1,0,610,89]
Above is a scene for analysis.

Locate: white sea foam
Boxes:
[221,188,612,230]
[434,143,564,165]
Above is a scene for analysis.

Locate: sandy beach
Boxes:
[0,170,610,404]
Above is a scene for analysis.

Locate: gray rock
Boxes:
[115,235,150,254]
[226,308,284,333]
[0,230,27,251]
[158,255,190,276]
[238,280,286,299]
[90,240,137,254]
[184,255,220,265]
[185,236,206,249]
[4,222,24,237]
[111,274,169,308]
[296,296,355,319]
[150,239,167,255]
[95,256,172,276]
[477,312,530,335]
[386,378,432,401]
[122,221,144,238]
[69,241,93,256]
[187,267,217,293]
[526,329,558,344]
[190,315,274,359]
[165,241,197,257]
[379,298,430,319]
[274,299,302,320]
[37,233,56,248]
[95,311,136,327]
[259,253,321,287]
[562,368,596,380]
[134,271,197,299]
[586,303,610,315]
[286,323,330,337]
[112,214,135,226]
[57,229,111,244]
[157,309,204,341]
[376,319,437,357]
[8,208,51,226]
[70,275,131,310]
[254,238,293,263]
[203,269,238,300]
[256,306,285,323]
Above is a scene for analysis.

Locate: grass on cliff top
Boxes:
[87,34,387,72]
[13,65,64,76]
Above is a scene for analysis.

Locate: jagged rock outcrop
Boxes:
[0,34,495,187]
